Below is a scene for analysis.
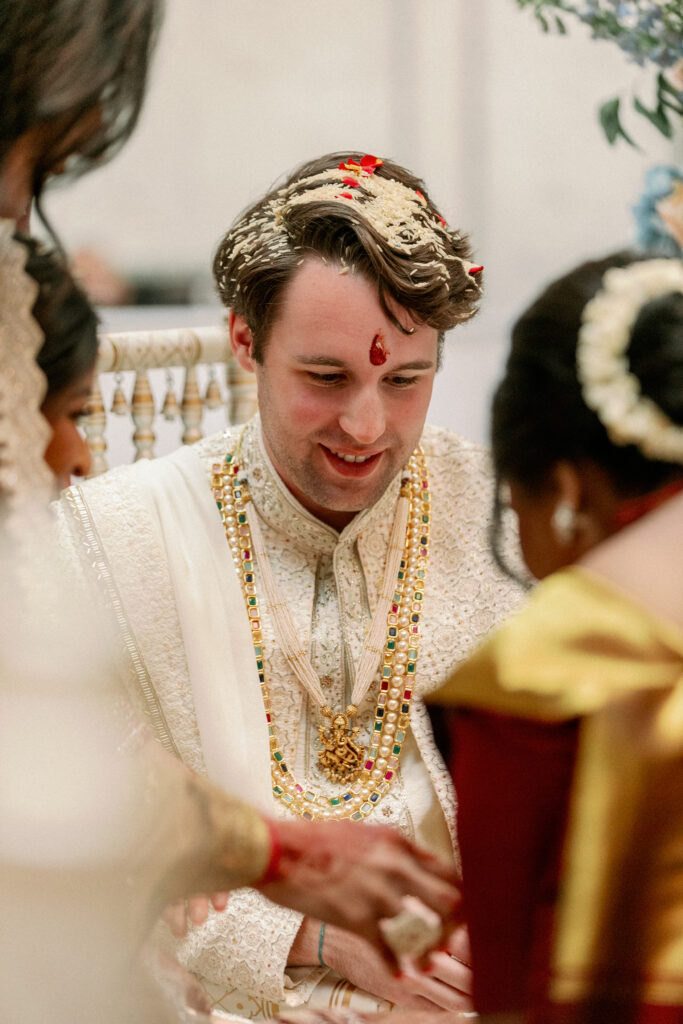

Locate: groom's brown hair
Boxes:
[213,151,481,363]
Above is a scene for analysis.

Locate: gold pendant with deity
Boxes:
[317,704,366,783]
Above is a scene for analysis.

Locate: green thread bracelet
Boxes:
[317,922,328,968]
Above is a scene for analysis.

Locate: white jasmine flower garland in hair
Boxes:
[577,258,683,464]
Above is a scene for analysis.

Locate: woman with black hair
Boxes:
[12,236,99,489]
[0,0,160,233]
[428,253,683,1023]
[0,0,161,519]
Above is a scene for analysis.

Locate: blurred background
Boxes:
[44,0,679,447]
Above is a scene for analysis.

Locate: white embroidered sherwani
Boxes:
[55,417,521,1019]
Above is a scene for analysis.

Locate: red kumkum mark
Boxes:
[370,332,388,366]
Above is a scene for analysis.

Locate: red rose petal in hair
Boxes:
[342,176,360,188]
[360,154,383,173]
[370,333,388,365]
[336,192,354,201]
[469,265,484,275]
[435,213,447,227]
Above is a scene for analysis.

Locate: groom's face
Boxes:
[230,256,438,531]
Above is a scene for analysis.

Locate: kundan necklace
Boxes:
[212,441,431,821]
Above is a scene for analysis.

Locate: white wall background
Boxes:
[47,0,676,448]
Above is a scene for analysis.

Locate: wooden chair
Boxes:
[85,325,256,474]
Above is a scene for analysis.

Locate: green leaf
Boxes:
[658,71,683,101]
[599,97,620,144]
[598,97,637,148]
[555,15,567,33]
[633,96,673,138]
[535,11,550,31]
[657,74,683,116]
[661,98,683,118]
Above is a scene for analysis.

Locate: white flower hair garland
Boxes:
[577,258,683,464]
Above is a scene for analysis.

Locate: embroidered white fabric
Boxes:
[55,418,522,1019]
[0,221,53,539]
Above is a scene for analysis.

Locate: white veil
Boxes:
[0,224,200,1023]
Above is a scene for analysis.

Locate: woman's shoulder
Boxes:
[581,492,683,633]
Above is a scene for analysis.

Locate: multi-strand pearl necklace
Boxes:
[212,445,431,821]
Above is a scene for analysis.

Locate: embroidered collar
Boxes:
[237,415,405,555]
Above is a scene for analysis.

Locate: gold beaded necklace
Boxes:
[212,445,431,821]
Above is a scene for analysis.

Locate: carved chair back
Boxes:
[85,326,256,474]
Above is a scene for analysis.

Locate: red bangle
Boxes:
[259,819,283,885]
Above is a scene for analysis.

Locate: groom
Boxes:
[57,151,520,1017]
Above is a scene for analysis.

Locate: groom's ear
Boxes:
[229,311,257,372]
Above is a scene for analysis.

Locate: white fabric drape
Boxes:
[143,445,272,811]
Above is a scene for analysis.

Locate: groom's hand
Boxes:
[161,891,230,938]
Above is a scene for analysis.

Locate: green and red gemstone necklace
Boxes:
[212,443,431,821]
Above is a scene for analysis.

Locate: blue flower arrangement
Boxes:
[515,1,683,145]
[633,165,683,255]
[580,2,682,68]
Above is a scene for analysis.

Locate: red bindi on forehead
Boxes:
[369,332,388,365]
